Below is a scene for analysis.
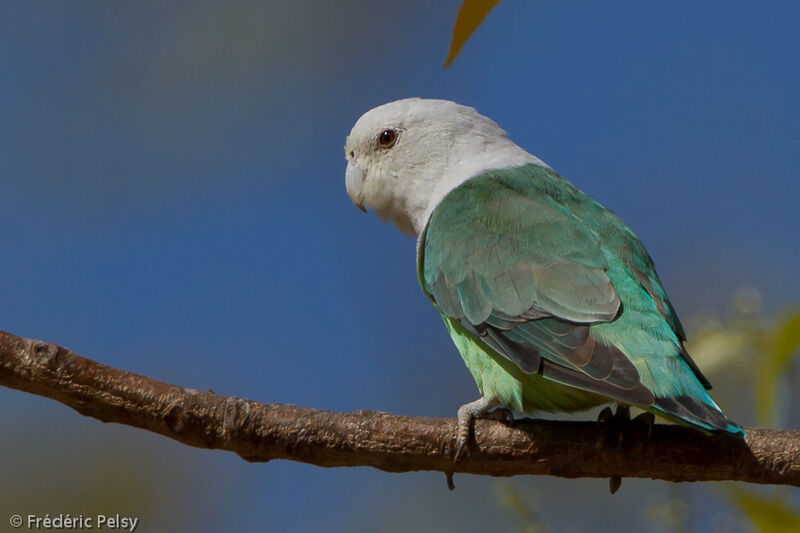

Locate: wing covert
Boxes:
[419,165,657,407]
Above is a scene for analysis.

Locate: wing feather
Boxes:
[421,166,656,406]
[418,164,739,434]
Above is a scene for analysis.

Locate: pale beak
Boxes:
[345,161,367,213]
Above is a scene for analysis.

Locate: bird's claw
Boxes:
[596,404,632,447]
[453,433,469,462]
[596,406,614,426]
[445,471,456,491]
[597,406,634,494]
[452,397,501,463]
[632,411,656,440]
[597,405,656,457]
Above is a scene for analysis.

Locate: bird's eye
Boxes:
[378,129,397,148]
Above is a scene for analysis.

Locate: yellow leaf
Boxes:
[444,0,502,67]
[755,311,800,426]
[730,489,800,533]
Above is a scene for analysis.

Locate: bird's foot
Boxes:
[597,405,656,439]
[631,411,656,440]
[596,404,631,424]
[453,397,502,462]
[597,405,656,494]
[597,404,629,493]
[596,404,631,446]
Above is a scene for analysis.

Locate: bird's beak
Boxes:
[345,161,367,213]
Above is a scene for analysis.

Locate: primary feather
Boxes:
[345,98,743,436]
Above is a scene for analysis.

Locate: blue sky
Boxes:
[1,1,799,531]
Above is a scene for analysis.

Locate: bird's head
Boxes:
[344,98,544,236]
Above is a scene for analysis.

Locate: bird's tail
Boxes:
[652,394,744,436]
[648,358,745,437]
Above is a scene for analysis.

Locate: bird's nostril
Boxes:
[349,151,355,158]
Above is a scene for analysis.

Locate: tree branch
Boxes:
[1,329,799,487]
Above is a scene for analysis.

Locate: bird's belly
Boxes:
[519,374,608,413]
[443,316,607,414]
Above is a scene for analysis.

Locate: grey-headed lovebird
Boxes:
[344,98,743,456]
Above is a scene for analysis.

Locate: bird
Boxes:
[344,98,743,458]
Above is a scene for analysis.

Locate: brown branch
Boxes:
[1,329,799,487]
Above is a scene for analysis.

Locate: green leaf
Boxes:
[755,311,800,426]
[731,489,800,533]
[444,0,502,67]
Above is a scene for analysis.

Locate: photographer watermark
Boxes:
[9,514,138,531]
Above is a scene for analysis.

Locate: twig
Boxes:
[1,329,799,486]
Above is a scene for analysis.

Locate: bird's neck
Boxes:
[411,139,548,236]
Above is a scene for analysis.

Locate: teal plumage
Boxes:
[344,98,742,440]
[419,164,743,436]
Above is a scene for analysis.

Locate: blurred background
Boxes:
[1,1,799,531]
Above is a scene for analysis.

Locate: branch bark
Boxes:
[2,329,799,487]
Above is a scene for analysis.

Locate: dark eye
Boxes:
[378,129,397,148]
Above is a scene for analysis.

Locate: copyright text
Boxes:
[9,514,138,532]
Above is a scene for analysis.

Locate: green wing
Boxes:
[420,164,740,434]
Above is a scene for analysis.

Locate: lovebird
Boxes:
[344,98,743,455]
